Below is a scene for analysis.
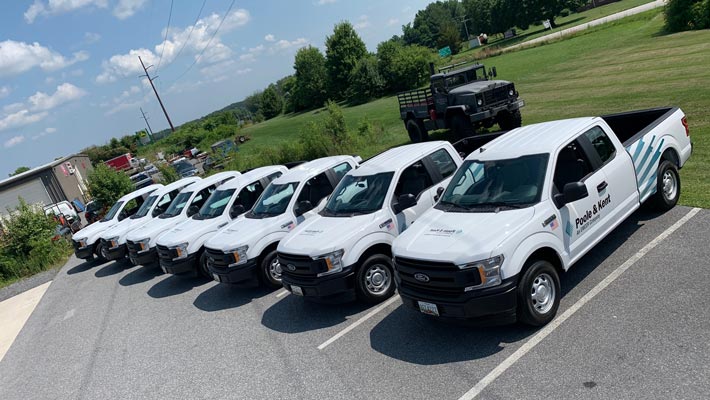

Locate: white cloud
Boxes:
[2,103,24,114]
[96,8,251,83]
[239,53,256,63]
[235,68,252,75]
[24,0,109,24]
[0,86,9,99]
[316,0,337,5]
[4,135,25,148]
[0,40,88,77]
[0,110,49,132]
[28,83,87,111]
[84,32,101,44]
[354,15,370,30]
[113,0,147,19]
[387,18,399,27]
[264,34,275,42]
[32,127,57,140]
[272,38,309,51]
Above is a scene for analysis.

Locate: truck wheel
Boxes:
[95,242,108,263]
[498,110,522,131]
[355,254,395,304]
[406,119,427,143]
[517,259,560,326]
[198,252,211,278]
[258,249,282,289]
[451,114,474,138]
[651,160,680,211]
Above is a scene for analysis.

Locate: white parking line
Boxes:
[318,295,400,350]
[275,289,289,298]
[458,207,700,400]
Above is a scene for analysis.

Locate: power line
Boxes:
[168,0,208,66]
[155,0,175,73]
[169,0,235,85]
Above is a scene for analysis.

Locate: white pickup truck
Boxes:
[204,156,359,288]
[277,142,464,303]
[72,184,162,261]
[124,171,239,266]
[97,178,199,261]
[154,166,287,277]
[392,107,692,326]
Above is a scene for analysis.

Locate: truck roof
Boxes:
[219,165,287,190]
[154,177,201,195]
[118,183,162,202]
[272,155,356,184]
[181,171,240,193]
[470,117,598,161]
[353,141,451,176]
[431,63,484,79]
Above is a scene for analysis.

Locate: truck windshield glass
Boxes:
[437,154,548,211]
[101,201,124,222]
[322,173,393,217]
[248,182,298,218]
[160,191,193,218]
[174,161,193,173]
[131,195,157,219]
[195,189,236,219]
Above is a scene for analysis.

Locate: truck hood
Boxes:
[154,216,229,248]
[392,207,534,265]
[72,219,117,244]
[448,80,511,95]
[205,215,291,253]
[124,216,185,245]
[279,213,382,257]
[99,215,151,242]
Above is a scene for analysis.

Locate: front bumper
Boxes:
[281,268,355,299]
[73,240,94,259]
[159,253,199,275]
[469,99,525,123]
[127,241,158,265]
[100,240,127,261]
[208,258,259,284]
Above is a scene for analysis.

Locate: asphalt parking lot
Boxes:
[0,206,708,400]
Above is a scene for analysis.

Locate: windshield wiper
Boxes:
[471,202,524,209]
[438,200,474,212]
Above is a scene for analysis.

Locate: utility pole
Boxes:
[140,107,154,142]
[139,56,175,132]
[461,16,472,40]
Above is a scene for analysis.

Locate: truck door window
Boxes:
[428,148,457,180]
[152,189,178,217]
[332,162,352,181]
[190,188,213,210]
[394,160,434,199]
[297,172,334,206]
[553,141,594,192]
[235,181,264,210]
[584,126,616,164]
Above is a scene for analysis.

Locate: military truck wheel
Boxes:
[406,119,428,143]
[451,114,474,137]
[498,110,522,131]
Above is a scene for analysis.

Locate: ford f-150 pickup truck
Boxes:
[392,107,691,326]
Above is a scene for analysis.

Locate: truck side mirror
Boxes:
[230,204,246,219]
[554,182,589,209]
[393,194,417,214]
[187,205,200,217]
[294,200,313,217]
[434,186,445,202]
[492,67,497,77]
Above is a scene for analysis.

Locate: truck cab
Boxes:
[125,171,238,266]
[204,155,360,288]
[97,178,199,261]
[277,142,463,303]
[154,166,287,277]
[71,184,162,261]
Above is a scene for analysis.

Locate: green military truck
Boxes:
[397,61,525,142]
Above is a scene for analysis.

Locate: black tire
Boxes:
[198,252,211,278]
[450,114,474,138]
[651,160,680,211]
[516,259,560,326]
[498,109,522,131]
[95,242,108,263]
[355,254,395,304]
[258,249,282,289]
[406,119,428,143]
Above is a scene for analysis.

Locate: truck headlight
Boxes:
[76,238,88,248]
[136,238,151,253]
[459,255,504,289]
[477,99,483,106]
[171,243,189,260]
[509,89,515,96]
[227,245,249,267]
[106,236,120,249]
[316,249,345,277]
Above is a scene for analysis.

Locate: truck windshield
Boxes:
[174,161,193,173]
[322,173,393,217]
[437,154,548,211]
[194,189,236,220]
[101,201,124,222]
[248,182,297,218]
[131,195,157,219]
[160,191,193,218]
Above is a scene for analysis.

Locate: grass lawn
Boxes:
[235,9,710,208]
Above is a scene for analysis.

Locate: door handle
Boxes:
[597,181,608,193]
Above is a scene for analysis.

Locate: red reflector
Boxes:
[682,117,690,137]
[429,109,437,121]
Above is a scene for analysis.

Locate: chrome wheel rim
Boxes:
[268,258,282,282]
[662,170,677,201]
[530,273,555,315]
[365,264,391,295]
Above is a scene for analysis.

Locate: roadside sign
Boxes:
[438,46,452,58]
[543,19,552,29]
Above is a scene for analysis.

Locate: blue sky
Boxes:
[0,0,430,176]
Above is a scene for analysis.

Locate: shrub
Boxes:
[665,0,710,31]
[87,164,134,206]
[559,8,571,17]
[157,163,180,184]
[347,55,385,104]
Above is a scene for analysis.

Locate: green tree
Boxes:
[276,75,297,113]
[87,164,134,207]
[402,1,463,49]
[260,84,284,119]
[377,38,403,92]
[437,23,462,54]
[518,0,584,28]
[292,46,328,111]
[157,163,180,184]
[390,45,434,92]
[9,166,30,177]
[325,22,367,99]
[462,0,494,35]
[347,55,385,104]
[665,0,710,32]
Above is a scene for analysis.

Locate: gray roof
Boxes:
[0,154,89,189]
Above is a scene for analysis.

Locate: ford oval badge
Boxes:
[414,273,430,283]
[286,264,296,272]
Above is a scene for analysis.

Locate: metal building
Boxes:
[0,154,93,215]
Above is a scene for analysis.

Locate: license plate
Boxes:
[418,301,439,316]
[212,273,221,283]
[291,285,303,296]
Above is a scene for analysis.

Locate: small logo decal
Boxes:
[414,273,430,283]
[286,264,296,271]
[281,221,296,230]
[379,218,394,230]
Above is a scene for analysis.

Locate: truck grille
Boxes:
[394,257,481,300]
[204,248,236,272]
[126,240,142,255]
[278,252,328,278]
[72,239,85,251]
[482,83,514,107]
[156,245,175,261]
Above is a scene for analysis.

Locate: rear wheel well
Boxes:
[661,148,680,167]
[356,243,392,268]
[524,247,563,275]
[405,112,416,122]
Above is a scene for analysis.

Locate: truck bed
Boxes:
[601,107,677,147]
